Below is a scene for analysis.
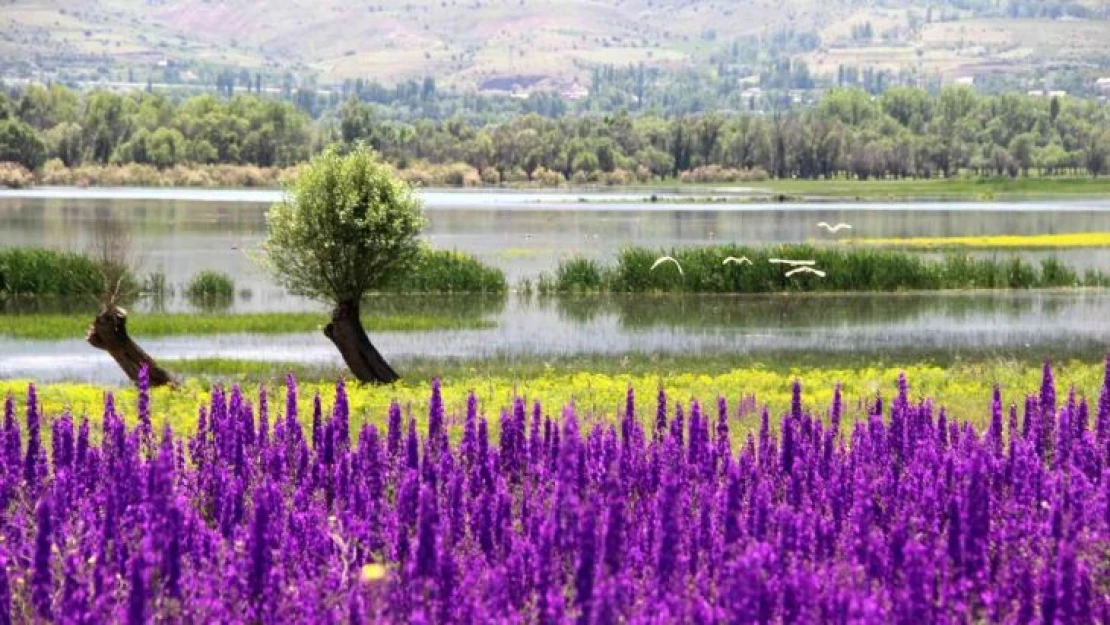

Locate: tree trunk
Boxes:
[324,300,399,384]
[87,306,174,387]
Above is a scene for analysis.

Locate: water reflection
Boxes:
[3,291,1108,383]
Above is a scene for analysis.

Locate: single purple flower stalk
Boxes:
[24,383,40,488]
[530,400,542,467]
[406,417,420,471]
[258,385,270,448]
[602,488,625,575]
[333,377,350,451]
[127,542,147,625]
[32,497,52,620]
[2,394,18,480]
[428,378,444,453]
[461,392,477,469]
[831,383,843,434]
[415,485,438,578]
[387,401,402,459]
[284,373,300,443]
[716,396,730,467]
[655,470,680,588]
[52,411,75,474]
[671,403,684,450]
[988,386,1004,456]
[138,364,152,445]
[311,392,322,451]
[575,505,598,624]
[249,483,273,606]
[622,386,634,450]
[687,400,701,465]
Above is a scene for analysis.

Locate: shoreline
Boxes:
[3,167,1110,202]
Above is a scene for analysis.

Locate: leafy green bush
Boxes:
[380,248,507,293]
[185,270,236,311]
[0,248,123,299]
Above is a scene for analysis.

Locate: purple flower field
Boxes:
[1,364,1109,623]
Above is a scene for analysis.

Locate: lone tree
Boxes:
[262,146,424,383]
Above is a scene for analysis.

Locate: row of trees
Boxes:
[0,86,315,170]
[343,86,1110,180]
[1,84,1108,180]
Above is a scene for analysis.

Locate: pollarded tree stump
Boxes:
[87,306,174,387]
[323,299,399,384]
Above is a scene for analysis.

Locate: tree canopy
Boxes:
[262,146,425,304]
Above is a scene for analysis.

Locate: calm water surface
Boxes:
[4,188,1110,310]
[2,188,1110,383]
[2,291,1109,383]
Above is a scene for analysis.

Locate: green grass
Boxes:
[0,312,494,340]
[538,244,1108,294]
[756,176,1110,200]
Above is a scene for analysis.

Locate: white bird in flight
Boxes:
[769,258,817,266]
[722,256,752,266]
[650,256,684,276]
[817,222,853,233]
[785,266,827,278]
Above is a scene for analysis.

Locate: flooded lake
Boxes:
[2,188,1110,382]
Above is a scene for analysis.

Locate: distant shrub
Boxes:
[679,165,770,184]
[185,270,235,311]
[532,167,565,187]
[480,167,500,185]
[602,168,634,186]
[0,162,33,189]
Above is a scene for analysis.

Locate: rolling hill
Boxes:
[1,0,1107,90]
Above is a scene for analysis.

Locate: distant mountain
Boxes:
[2,0,1107,90]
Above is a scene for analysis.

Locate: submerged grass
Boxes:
[3,358,1105,439]
[0,311,494,340]
[847,232,1110,250]
[539,244,1108,293]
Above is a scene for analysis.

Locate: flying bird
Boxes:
[785,266,827,278]
[817,222,853,233]
[722,256,752,266]
[651,256,684,276]
[769,258,817,266]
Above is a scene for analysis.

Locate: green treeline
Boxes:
[1,84,1108,185]
[537,245,1108,293]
